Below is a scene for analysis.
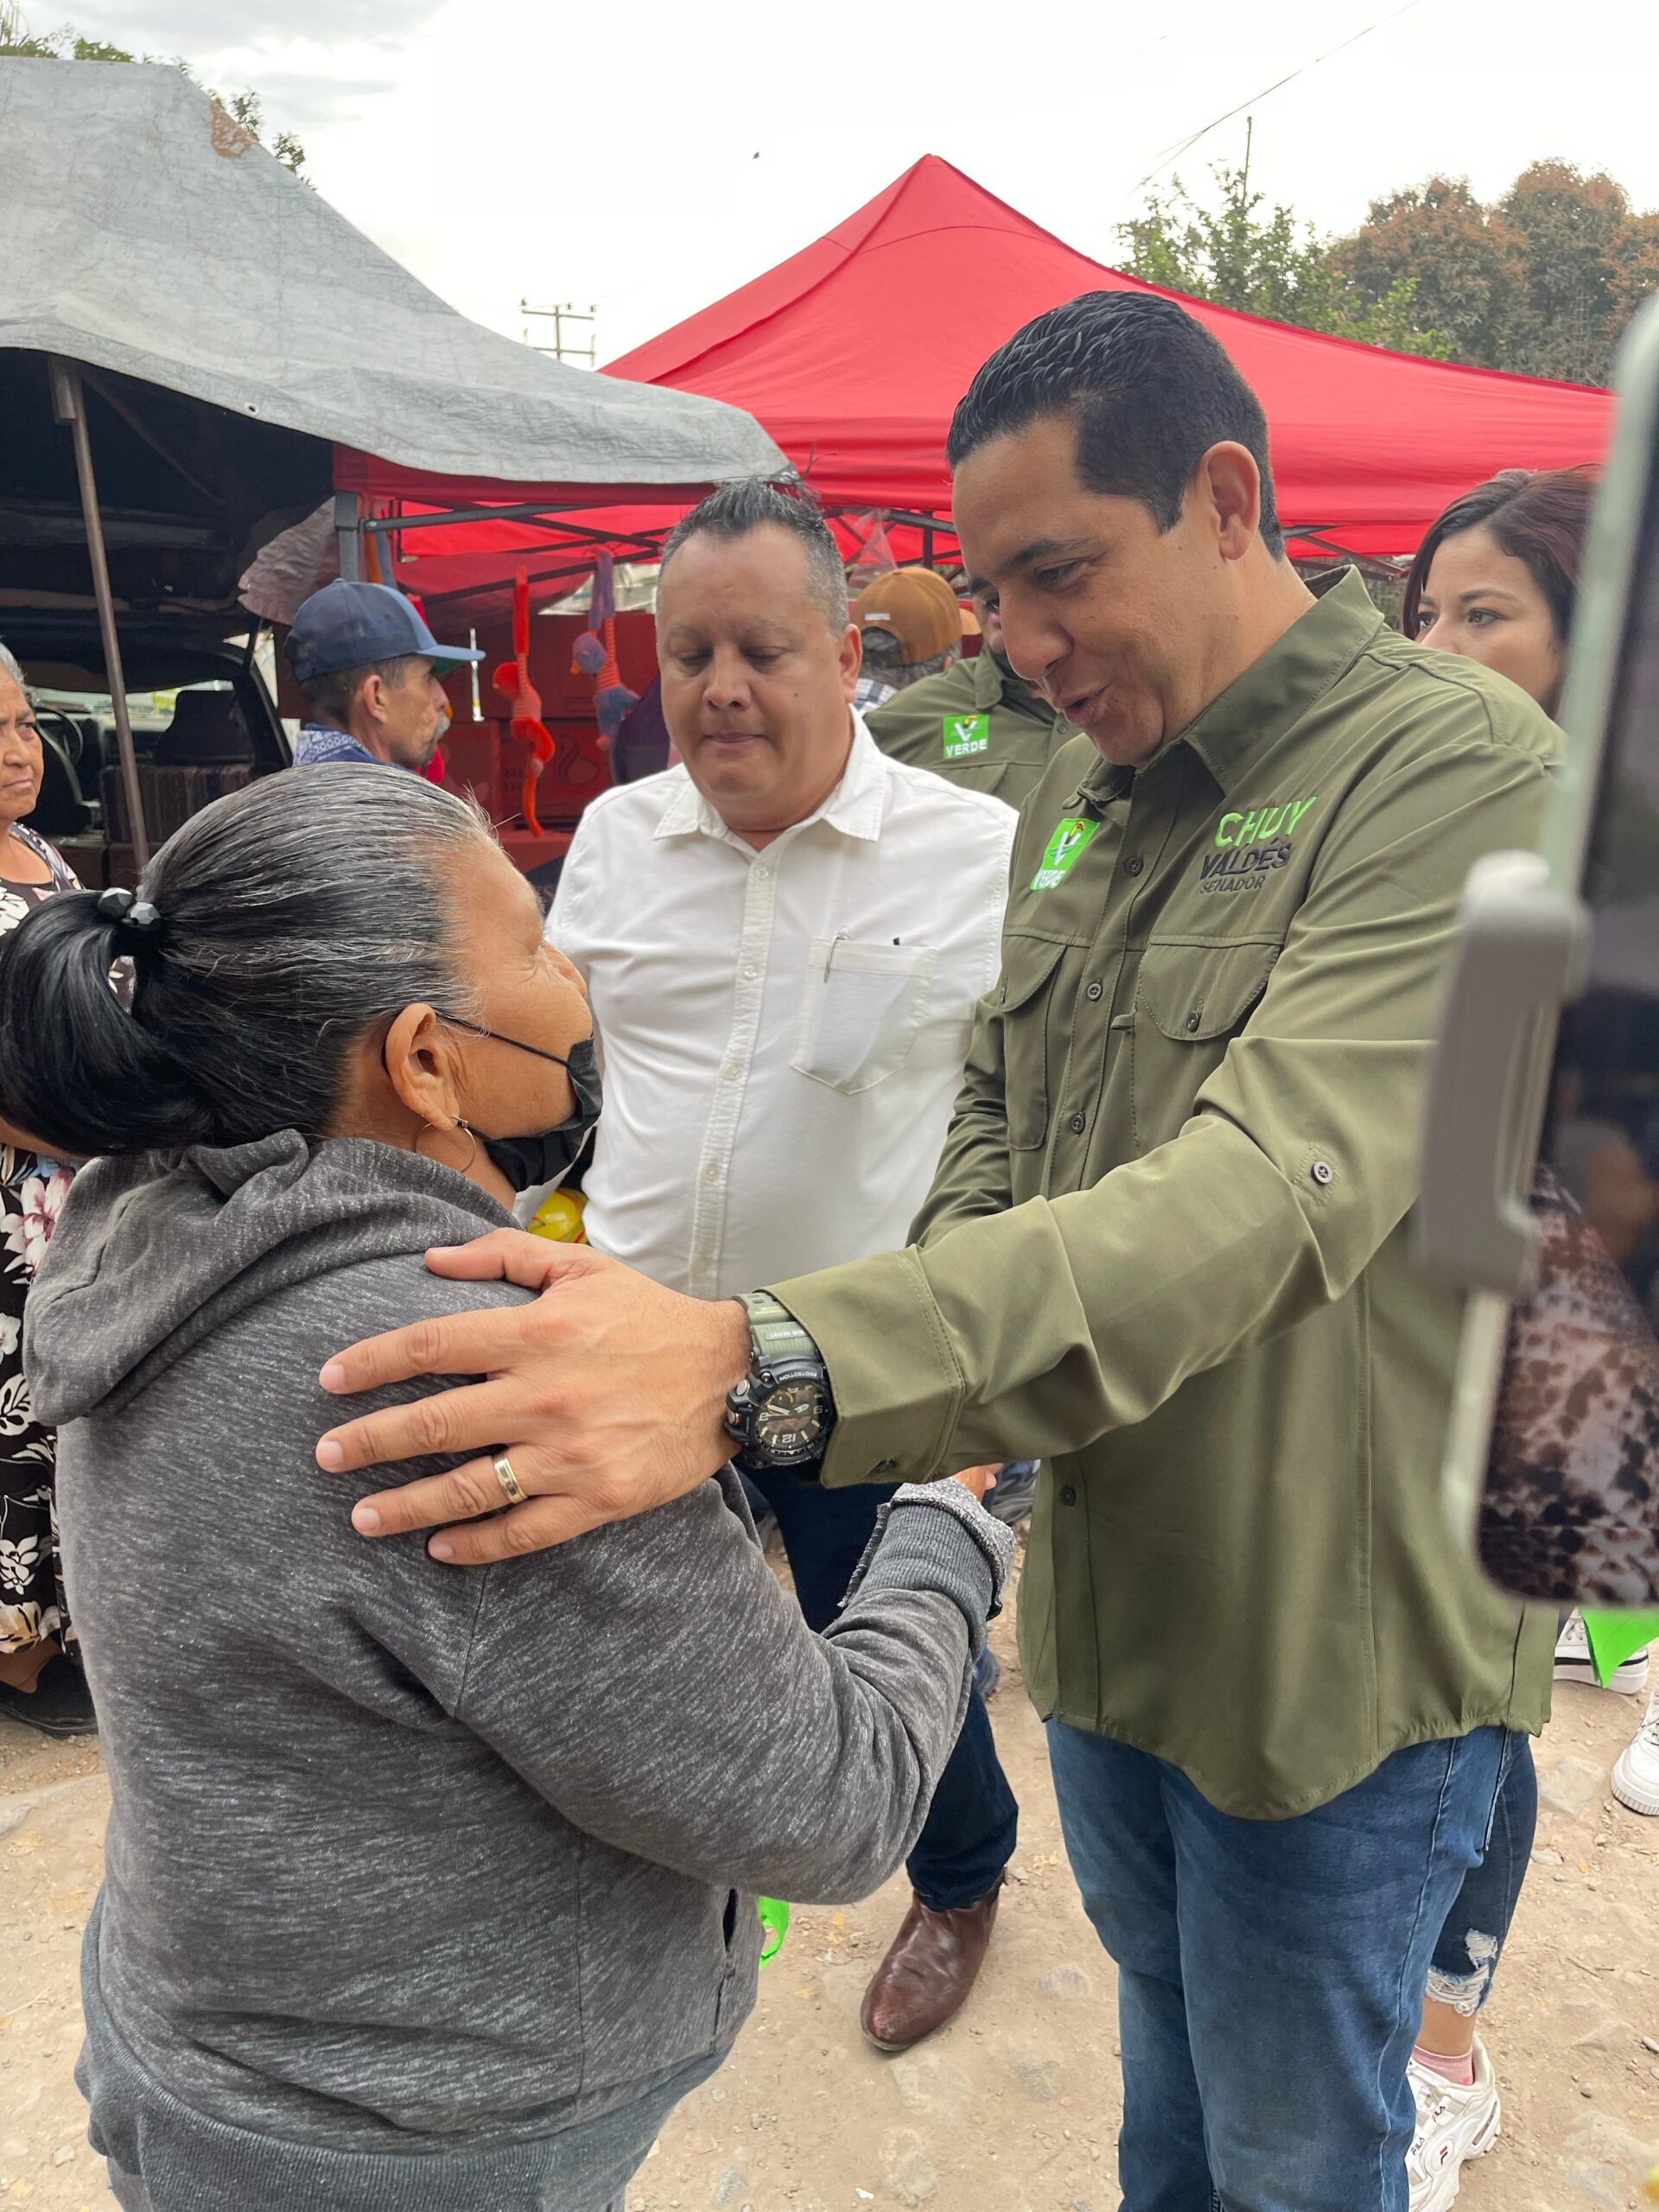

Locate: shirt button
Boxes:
[1312,1160,1335,1186]
[721,1065,740,1083]
[703,1162,721,1182]
[1068,1111,1087,1135]
[1123,855,1145,877]
[742,964,759,981]
[1085,980,1103,1001]
[1060,1484,1078,1506]
[753,864,772,880]
[1185,1012,1201,1033]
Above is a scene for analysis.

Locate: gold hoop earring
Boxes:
[414,1119,479,1174]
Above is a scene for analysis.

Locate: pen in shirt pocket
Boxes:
[822,931,903,978]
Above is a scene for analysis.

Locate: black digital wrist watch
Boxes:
[723,1291,836,1474]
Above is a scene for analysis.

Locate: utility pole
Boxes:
[520,302,598,367]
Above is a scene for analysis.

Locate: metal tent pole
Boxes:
[334,490,363,581]
[49,358,150,871]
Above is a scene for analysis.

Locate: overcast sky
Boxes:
[53,0,1659,361]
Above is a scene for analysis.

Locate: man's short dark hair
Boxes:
[660,480,849,633]
[300,655,419,726]
[947,292,1285,559]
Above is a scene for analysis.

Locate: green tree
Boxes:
[1337,161,1659,386]
[1331,177,1520,369]
[1501,162,1636,384]
[0,19,307,173]
[1120,152,1453,358]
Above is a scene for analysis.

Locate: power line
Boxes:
[1130,0,1427,194]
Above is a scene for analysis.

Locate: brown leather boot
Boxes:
[858,1880,1003,2052]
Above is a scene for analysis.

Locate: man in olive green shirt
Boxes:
[321,296,1556,2210]
[866,581,1073,810]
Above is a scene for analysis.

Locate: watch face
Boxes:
[754,1378,827,1459]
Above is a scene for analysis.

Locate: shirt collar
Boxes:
[294,721,384,767]
[974,644,1044,718]
[1073,567,1385,811]
[654,710,889,848]
[972,645,1007,709]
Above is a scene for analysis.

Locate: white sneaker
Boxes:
[1407,2042,1501,2211]
[1612,1681,1659,1815]
[1554,1611,1650,1694]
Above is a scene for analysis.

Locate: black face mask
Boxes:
[439,1017,603,1193]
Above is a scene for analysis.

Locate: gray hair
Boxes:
[0,639,27,691]
[660,479,849,635]
[858,637,955,690]
[0,766,495,1157]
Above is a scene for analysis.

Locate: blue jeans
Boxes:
[1427,1734,1537,2014]
[1047,1722,1518,2212]
[748,1467,1018,1910]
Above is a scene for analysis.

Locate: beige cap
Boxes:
[850,567,975,663]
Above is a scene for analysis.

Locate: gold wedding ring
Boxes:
[492,1450,527,1505]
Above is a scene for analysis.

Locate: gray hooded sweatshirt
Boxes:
[26,1135,1014,2212]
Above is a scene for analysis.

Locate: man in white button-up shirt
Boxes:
[550,482,1020,2054]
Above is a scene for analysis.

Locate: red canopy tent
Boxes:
[606,154,1613,563]
[402,153,1614,625]
[382,156,1616,853]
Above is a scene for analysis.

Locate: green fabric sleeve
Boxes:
[773,729,1552,1488]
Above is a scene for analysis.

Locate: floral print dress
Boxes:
[1,823,80,1662]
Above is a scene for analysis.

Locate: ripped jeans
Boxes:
[1426,1732,1537,2017]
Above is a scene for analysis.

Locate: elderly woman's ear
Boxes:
[361,1004,466,1138]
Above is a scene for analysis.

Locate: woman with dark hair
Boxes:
[0,636,93,1736]
[1401,466,1641,2209]
[0,766,1012,2212]
[1402,466,1599,717]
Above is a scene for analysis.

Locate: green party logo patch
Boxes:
[1032,815,1099,890]
[944,713,991,760]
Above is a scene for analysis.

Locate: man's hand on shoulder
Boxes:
[315,1231,750,1563]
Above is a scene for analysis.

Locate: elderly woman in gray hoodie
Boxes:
[0,767,1013,2212]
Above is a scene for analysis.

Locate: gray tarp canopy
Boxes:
[0,57,787,498]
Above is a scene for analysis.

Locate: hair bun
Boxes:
[95,887,165,943]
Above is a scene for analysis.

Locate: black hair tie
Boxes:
[96,887,165,945]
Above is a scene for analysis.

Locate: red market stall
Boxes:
[607,154,1615,564]
[369,155,1618,857]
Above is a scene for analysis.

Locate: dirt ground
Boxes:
[5,1557,1659,2212]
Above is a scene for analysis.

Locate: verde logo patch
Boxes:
[1032,816,1099,890]
[1200,795,1319,895]
[944,713,990,760]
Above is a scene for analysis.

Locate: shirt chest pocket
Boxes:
[792,938,938,1095]
[1131,940,1279,1154]
[998,938,1070,1152]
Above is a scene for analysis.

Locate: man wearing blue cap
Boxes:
[285,579,483,771]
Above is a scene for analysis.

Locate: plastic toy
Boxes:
[492,567,556,836]
[527,1189,588,1243]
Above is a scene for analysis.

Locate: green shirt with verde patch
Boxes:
[866,642,1071,810]
[771,570,1560,1821]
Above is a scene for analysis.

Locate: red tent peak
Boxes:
[823,154,1073,257]
[604,156,1612,548]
